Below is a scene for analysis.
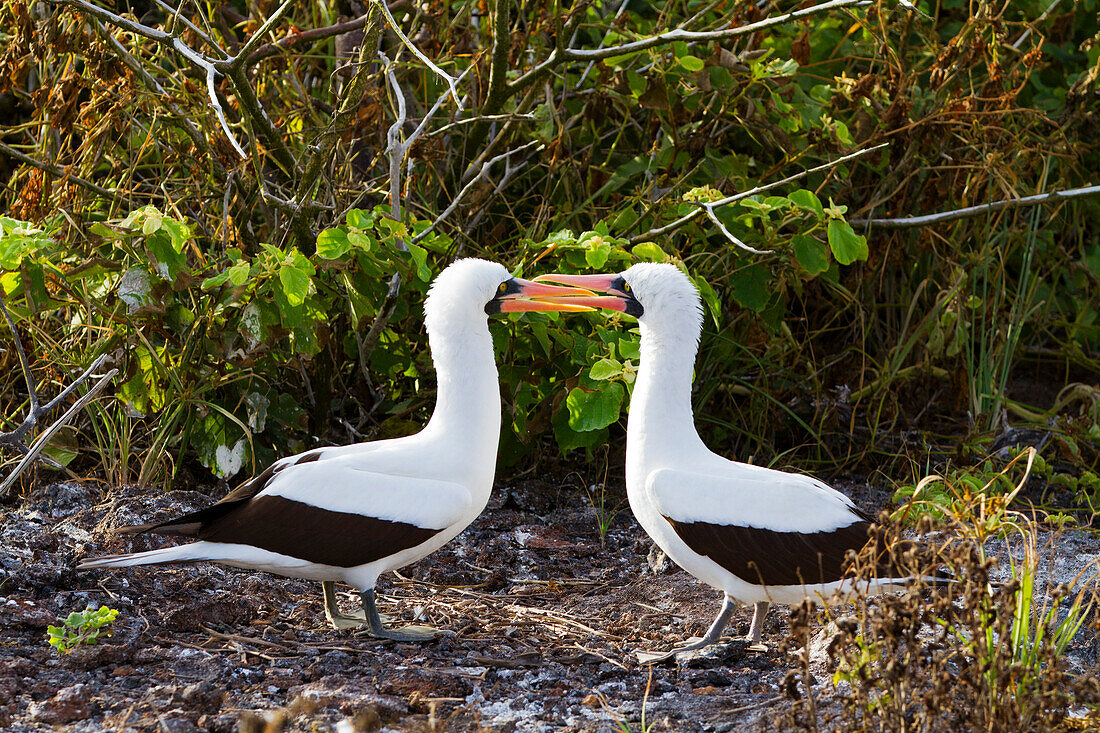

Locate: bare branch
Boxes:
[95,21,221,173]
[702,205,766,254]
[0,141,123,202]
[381,52,409,225]
[850,184,1100,230]
[0,294,39,434]
[199,59,247,159]
[229,0,295,71]
[484,0,511,111]
[0,365,118,501]
[294,5,384,214]
[153,0,224,56]
[566,0,869,61]
[414,141,541,245]
[243,3,410,67]
[508,0,868,95]
[632,144,887,244]
[371,0,462,109]
[46,0,250,159]
[45,0,172,42]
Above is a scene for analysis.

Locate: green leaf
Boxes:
[161,218,190,252]
[603,51,644,67]
[585,240,611,269]
[347,229,372,251]
[631,242,667,262]
[788,189,825,218]
[566,383,624,432]
[346,209,374,229]
[227,261,250,286]
[406,242,432,282]
[278,249,315,307]
[589,358,622,381]
[731,264,770,312]
[694,275,722,327]
[145,232,187,281]
[792,233,829,275]
[679,55,705,72]
[201,269,232,290]
[827,220,868,265]
[316,228,351,259]
[552,407,608,452]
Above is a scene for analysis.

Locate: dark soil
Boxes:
[1,477,1095,731]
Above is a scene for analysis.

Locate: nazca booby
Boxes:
[536,264,910,659]
[79,259,595,641]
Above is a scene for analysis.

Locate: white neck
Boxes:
[420,318,502,482]
[424,323,500,435]
[626,320,708,471]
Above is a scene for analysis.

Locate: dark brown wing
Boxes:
[664,516,872,586]
[193,494,441,568]
[116,451,324,537]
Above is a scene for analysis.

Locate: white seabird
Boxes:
[79,258,594,641]
[536,263,911,659]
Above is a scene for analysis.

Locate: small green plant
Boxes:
[47,605,119,654]
[596,665,657,733]
[584,482,624,545]
[787,461,1100,731]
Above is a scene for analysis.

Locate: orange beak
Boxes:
[497,278,598,313]
[531,273,633,312]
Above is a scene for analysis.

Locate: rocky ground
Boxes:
[1,477,1098,732]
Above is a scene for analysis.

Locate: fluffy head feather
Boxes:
[621,263,704,344]
[423,258,511,334]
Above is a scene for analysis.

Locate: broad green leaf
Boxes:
[552,408,608,452]
[146,232,187,281]
[347,229,372,250]
[566,383,624,432]
[827,220,868,265]
[679,55,705,72]
[202,270,232,290]
[694,275,722,326]
[346,209,374,229]
[632,242,667,261]
[792,233,829,275]
[731,264,769,312]
[618,336,640,360]
[161,218,190,252]
[227,260,250,286]
[589,358,622,381]
[788,189,825,218]
[603,51,643,67]
[585,240,611,269]
[278,249,315,307]
[316,228,351,259]
[406,242,432,282]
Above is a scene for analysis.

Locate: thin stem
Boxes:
[849,184,1100,229]
[0,142,122,202]
[0,294,39,422]
[371,0,461,109]
[632,144,886,244]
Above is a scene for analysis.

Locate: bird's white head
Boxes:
[424,258,511,327]
[532,262,704,343]
[424,258,599,335]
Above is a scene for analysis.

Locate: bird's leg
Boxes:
[746,601,770,651]
[636,595,736,664]
[356,588,440,642]
[323,581,399,630]
[322,581,367,629]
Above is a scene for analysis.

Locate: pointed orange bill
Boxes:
[498,278,598,312]
[531,273,631,312]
